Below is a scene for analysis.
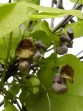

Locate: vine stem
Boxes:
[52,3,82,32]
[50,0,54,27]
[15,99,22,111]
[0,100,4,107]
[1,32,13,87]
[9,0,11,3]
[76,49,83,56]
[42,84,51,111]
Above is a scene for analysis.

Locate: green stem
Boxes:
[46,47,54,52]
[1,32,13,87]
[21,19,30,39]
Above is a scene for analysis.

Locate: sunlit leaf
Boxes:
[32,20,52,36]
[26,3,82,18]
[0,2,27,38]
[14,0,40,4]
[27,13,66,19]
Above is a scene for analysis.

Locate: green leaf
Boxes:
[26,3,82,18]
[25,89,50,111]
[19,77,40,94]
[29,77,40,86]
[14,0,40,4]
[0,37,7,61]
[64,20,83,37]
[70,0,83,4]
[19,78,32,87]
[32,20,52,36]
[0,1,82,38]
[29,77,40,94]
[27,12,66,19]
[19,86,29,104]
[51,33,59,46]
[48,91,83,111]
[39,53,57,68]
[9,81,20,96]
[30,30,51,47]
[22,54,57,111]
[38,53,57,88]
[35,54,83,111]
[0,28,19,62]
[0,2,27,38]
[5,90,14,100]
[3,101,18,111]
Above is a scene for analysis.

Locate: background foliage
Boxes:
[0,0,83,111]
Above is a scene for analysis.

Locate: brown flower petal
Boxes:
[60,64,74,83]
[15,37,36,59]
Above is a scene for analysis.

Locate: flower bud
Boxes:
[60,33,71,43]
[56,43,68,55]
[35,41,47,51]
[67,28,74,40]
[33,50,42,62]
[19,60,30,75]
[52,74,68,94]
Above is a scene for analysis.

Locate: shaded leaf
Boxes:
[19,86,29,104]
[5,91,14,100]
[30,30,51,47]
[3,101,18,111]
[25,89,50,111]
[19,78,32,87]
[9,81,20,96]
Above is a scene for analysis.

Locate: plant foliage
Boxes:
[0,0,83,111]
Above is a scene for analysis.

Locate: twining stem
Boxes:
[0,100,4,107]
[9,0,11,3]
[52,3,82,32]
[15,99,22,111]
[76,49,83,56]
[1,32,13,87]
[72,0,79,8]
[50,0,54,27]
